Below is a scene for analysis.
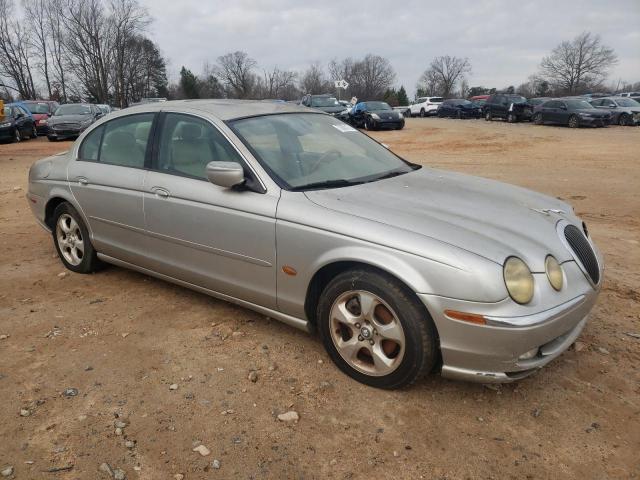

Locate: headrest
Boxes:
[180,123,202,141]
[107,130,136,149]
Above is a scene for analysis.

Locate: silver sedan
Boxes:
[27,100,603,389]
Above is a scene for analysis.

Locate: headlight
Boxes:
[503,257,534,304]
[545,255,563,291]
[370,113,380,120]
[0,122,12,128]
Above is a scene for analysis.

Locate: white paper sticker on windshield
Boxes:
[332,123,357,133]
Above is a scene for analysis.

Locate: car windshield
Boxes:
[365,102,391,111]
[506,95,527,104]
[565,99,594,110]
[615,98,640,107]
[230,113,417,190]
[54,104,91,115]
[24,102,50,114]
[311,97,340,107]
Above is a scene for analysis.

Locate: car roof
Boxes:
[114,99,312,121]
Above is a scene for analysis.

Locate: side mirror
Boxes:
[206,161,245,189]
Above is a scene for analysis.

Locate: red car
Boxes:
[469,95,490,107]
[23,100,59,134]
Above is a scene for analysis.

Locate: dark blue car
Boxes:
[0,104,37,143]
[437,99,482,119]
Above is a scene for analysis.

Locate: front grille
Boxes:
[564,225,600,284]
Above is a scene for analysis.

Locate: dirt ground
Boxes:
[1,118,639,480]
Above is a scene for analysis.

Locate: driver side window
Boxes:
[155,113,244,180]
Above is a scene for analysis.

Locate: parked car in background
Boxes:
[469,95,489,107]
[349,101,405,130]
[300,94,349,121]
[23,100,59,134]
[483,94,533,122]
[437,99,482,119]
[616,92,640,97]
[533,98,611,128]
[409,96,444,117]
[393,106,411,117]
[47,103,102,141]
[27,99,603,388]
[96,104,112,116]
[589,97,640,126]
[1,103,37,142]
[527,97,548,107]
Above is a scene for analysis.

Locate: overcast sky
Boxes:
[139,0,640,94]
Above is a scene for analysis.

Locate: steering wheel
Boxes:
[309,149,342,174]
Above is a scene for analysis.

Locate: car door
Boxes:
[142,111,278,309]
[68,112,156,264]
[555,101,570,124]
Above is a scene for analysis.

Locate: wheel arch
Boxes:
[303,258,438,335]
[44,192,91,235]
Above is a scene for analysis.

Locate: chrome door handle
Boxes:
[77,177,89,186]
[152,187,170,198]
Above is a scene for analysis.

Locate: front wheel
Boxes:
[30,125,37,139]
[12,128,21,143]
[507,112,517,123]
[618,113,630,126]
[419,108,426,118]
[533,113,543,125]
[568,115,579,128]
[485,111,492,121]
[52,202,103,273]
[317,268,438,389]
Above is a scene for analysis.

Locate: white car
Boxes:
[409,96,444,117]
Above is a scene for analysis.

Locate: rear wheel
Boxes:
[420,108,426,118]
[30,124,37,139]
[507,112,517,123]
[52,202,103,273]
[533,113,543,125]
[485,111,492,121]
[568,115,579,128]
[12,128,21,143]
[618,113,630,126]
[317,268,438,389]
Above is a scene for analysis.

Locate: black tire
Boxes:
[30,124,37,139]
[52,202,103,273]
[456,110,462,119]
[533,113,543,125]
[485,111,492,121]
[618,113,630,126]
[317,267,438,389]
[507,112,517,123]
[568,115,579,128]
[12,128,21,143]
[419,108,426,118]
[48,136,57,142]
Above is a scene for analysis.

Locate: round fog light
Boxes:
[545,255,564,291]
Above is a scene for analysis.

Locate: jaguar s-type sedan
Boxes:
[27,100,603,389]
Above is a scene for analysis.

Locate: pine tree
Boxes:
[180,67,200,99]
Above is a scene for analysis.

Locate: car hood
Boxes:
[49,114,92,124]
[304,168,577,270]
[313,105,345,114]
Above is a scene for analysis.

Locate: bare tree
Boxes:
[350,54,395,100]
[0,0,37,98]
[419,55,471,98]
[540,32,617,94]
[260,66,297,99]
[63,0,112,102]
[216,51,257,99]
[45,0,68,101]
[110,0,150,107]
[300,62,330,94]
[23,0,52,97]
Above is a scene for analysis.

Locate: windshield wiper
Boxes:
[290,179,364,191]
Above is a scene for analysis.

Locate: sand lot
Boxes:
[1,118,638,479]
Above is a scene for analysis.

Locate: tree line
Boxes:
[0,0,167,107]
[1,6,634,108]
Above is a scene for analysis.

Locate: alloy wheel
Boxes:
[329,290,405,377]
[568,115,579,128]
[14,128,21,142]
[56,213,85,266]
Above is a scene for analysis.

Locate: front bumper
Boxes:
[419,261,602,383]
[579,116,610,127]
[48,126,85,139]
[0,126,15,140]
[370,119,405,130]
